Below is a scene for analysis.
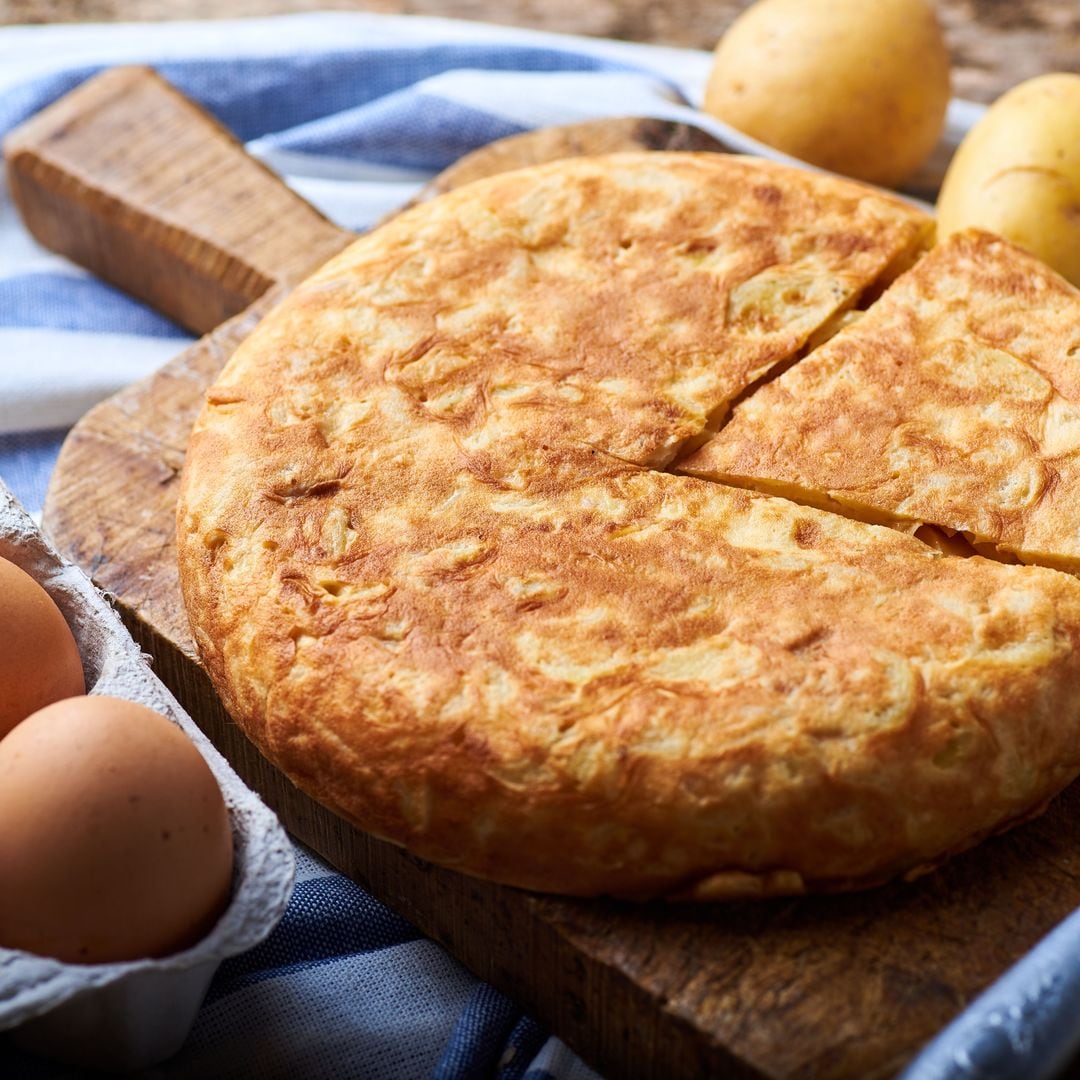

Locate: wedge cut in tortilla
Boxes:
[680,229,1080,572]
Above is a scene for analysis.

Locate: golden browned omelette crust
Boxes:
[682,230,1080,571]
[178,154,1080,900]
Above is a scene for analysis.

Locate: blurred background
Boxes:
[1,1,1078,105]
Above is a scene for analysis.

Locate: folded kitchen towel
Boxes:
[0,12,720,1078]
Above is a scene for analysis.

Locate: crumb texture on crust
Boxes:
[177,155,1080,899]
[682,230,1080,572]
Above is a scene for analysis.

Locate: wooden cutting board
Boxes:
[9,66,1080,1080]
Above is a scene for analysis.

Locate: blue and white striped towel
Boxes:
[0,12,719,1078]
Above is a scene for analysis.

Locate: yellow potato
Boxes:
[937,73,1080,287]
[703,0,951,188]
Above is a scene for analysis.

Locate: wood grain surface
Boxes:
[4,66,349,337]
[2,1,1078,105]
[11,60,1080,1079]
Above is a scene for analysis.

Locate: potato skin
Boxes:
[937,73,1080,287]
[703,0,951,188]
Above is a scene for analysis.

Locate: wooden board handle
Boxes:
[2,66,352,336]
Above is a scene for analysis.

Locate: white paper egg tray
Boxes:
[0,479,295,1071]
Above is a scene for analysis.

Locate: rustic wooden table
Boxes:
[1,0,1078,105]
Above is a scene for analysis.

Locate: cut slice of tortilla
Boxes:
[680,229,1080,572]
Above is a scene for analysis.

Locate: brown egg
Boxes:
[0,695,234,963]
[0,556,85,739]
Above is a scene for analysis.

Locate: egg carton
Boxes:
[0,478,295,1071]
